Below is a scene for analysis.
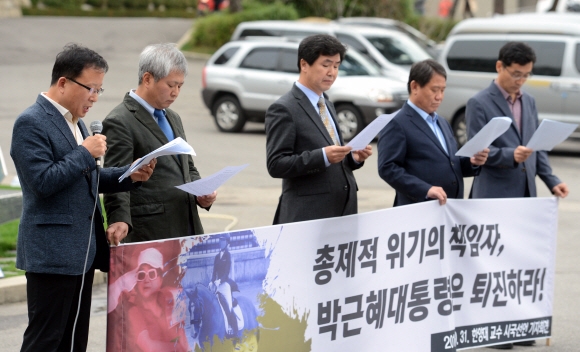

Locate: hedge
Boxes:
[190,2,298,49]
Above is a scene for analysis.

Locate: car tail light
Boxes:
[202,66,207,89]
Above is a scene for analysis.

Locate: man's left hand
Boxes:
[470,148,489,166]
[552,183,569,198]
[197,191,217,208]
[353,145,373,162]
[130,158,157,182]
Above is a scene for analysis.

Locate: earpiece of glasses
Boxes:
[66,77,104,96]
[137,269,158,281]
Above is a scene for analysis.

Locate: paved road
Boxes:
[1,17,579,352]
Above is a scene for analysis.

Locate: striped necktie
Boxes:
[318,97,339,146]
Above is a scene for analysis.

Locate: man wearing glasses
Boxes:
[465,42,568,348]
[10,43,155,352]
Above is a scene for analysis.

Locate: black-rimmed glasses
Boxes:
[66,77,104,96]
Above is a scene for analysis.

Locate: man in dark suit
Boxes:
[466,41,568,200]
[378,59,488,207]
[466,42,568,350]
[10,43,155,352]
[103,43,216,244]
[265,34,372,224]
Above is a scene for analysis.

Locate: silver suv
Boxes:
[437,13,580,146]
[230,20,433,82]
[201,39,408,140]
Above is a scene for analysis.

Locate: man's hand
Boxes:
[552,183,569,198]
[470,148,489,166]
[324,145,353,164]
[352,145,373,163]
[130,158,157,182]
[197,191,217,208]
[514,146,533,163]
[106,222,129,246]
[82,134,107,158]
[427,186,447,205]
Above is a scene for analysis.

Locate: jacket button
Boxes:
[522,168,526,172]
[450,162,454,166]
[343,185,349,191]
[452,181,457,185]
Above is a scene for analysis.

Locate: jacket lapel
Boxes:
[124,94,181,167]
[292,85,335,146]
[39,96,78,150]
[406,105,449,157]
[488,83,521,140]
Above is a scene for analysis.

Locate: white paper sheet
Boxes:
[346,111,398,151]
[175,164,249,196]
[455,117,512,157]
[526,119,578,151]
[118,137,196,182]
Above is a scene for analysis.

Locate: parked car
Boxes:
[437,12,580,146]
[332,17,441,58]
[202,39,408,140]
[230,20,433,82]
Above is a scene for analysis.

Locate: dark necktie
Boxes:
[154,109,174,141]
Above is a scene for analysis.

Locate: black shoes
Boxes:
[488,343,513,349]
[514,340,536,346]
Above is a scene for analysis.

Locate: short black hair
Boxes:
[498,41,536,67]
[297,34,346,72]
[50,43,108,86]
[407,59,446,94]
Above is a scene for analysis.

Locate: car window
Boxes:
[447,39,565,76]
[213,47,239,65]
[339,50,382,76]
[576,43,580,73]
[446,40,503,72]
[526,41,565,76]
[364,34,431,65]
[240,48,279,71]
[280,49,299,73]
[239,29,282,38]
[336,33,382,67]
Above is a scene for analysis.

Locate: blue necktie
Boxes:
[154,109,174,141]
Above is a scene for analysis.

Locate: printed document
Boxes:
[455,117,512,157]
[346,111,397,151]
[176,164,249,196]
[526,119,578,151]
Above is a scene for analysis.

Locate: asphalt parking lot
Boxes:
[0,16,579,352]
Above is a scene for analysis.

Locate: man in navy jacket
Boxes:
[378,59,488,206]
[10,43,155,352]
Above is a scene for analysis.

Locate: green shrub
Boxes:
[85,0,105,7]
[41,0,83,9]
[190,2,298,49]
[106,0,124,9]
[122,0,150,9]
[406,15,458,43]
[164,0,195,10]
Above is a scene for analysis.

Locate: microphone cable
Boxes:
[70,165,101,352]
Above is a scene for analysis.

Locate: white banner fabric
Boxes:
[107,197,558,351]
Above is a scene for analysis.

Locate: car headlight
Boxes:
[368,88,394,102]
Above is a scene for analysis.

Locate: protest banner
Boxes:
[107,197,558,351]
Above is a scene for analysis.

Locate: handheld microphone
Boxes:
[89,120,103,168]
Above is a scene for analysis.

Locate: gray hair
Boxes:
[138,43,188,84]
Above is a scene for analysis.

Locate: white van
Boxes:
[437,13,580,146]
[231,20,433,82]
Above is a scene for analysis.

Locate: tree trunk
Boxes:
[494,0,504,14]
[229,0,242,13]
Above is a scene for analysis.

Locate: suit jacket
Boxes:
[10,95,136,275]
[265,84,363,224]
[102,93,205,242]
[466,82,561,198]
[377,102,479,207]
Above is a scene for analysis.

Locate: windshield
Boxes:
[365,34,431,65]
[339,49,382,77]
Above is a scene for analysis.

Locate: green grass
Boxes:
[0,185,20,190]
[0,219,19,277]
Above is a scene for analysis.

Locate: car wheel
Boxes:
[212,95,246,132]
[335,104,364,142]
[452,111,467,147]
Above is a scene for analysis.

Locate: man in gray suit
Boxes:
[103,43,216,244]
[10,44,155,352]
[466,42,568,200]
[266,34,372,224]
[466,41,568,349]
